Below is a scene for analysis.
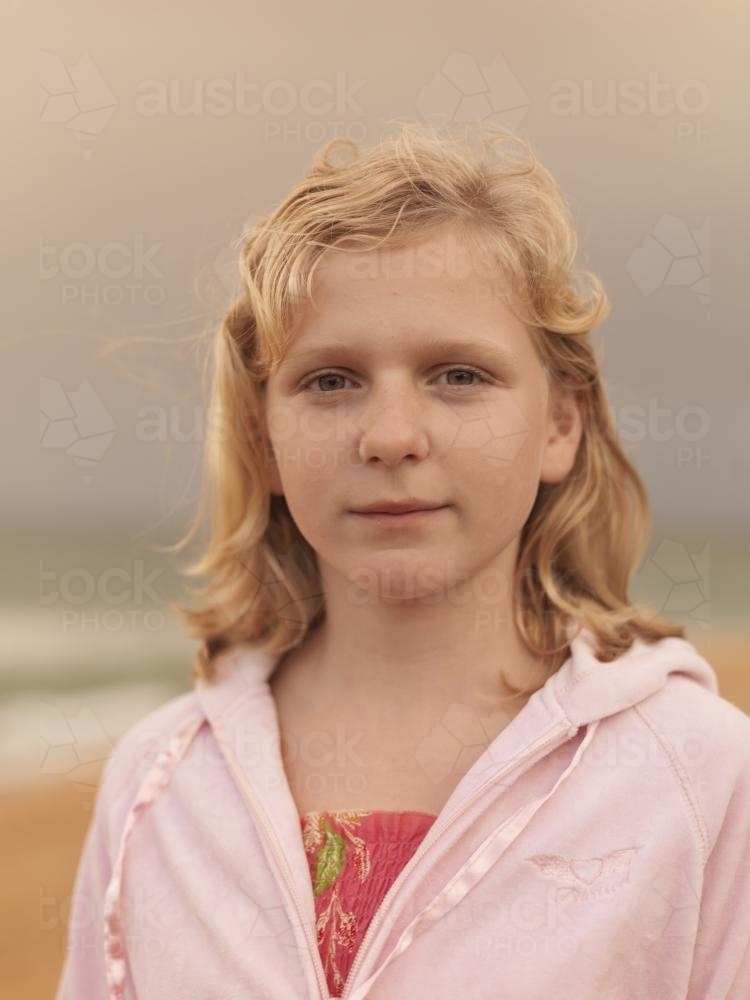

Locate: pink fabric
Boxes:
[54,627,750,999]
[300,809,437,997]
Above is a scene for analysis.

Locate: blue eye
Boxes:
[301,371,355,393]
[299,366,490,394]
[435,367,488,388]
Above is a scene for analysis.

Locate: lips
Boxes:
[350,500,446,515]
[349,504,449,527]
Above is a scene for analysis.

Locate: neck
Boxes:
[278,550,551,717]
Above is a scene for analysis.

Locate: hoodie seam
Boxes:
[631,703,710,865]
[546,672,576,729]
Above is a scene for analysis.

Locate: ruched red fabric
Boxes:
[300,809,438,997]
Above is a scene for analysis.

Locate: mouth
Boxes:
[349,504,450,525]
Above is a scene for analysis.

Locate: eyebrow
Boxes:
[282,336,522,375]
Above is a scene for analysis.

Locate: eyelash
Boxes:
[299,366,492,395]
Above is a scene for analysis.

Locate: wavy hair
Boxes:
[170,121,684,687]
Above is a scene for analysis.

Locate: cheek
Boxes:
[269,417,347,494]
[447,393,546,484]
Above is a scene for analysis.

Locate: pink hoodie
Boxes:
[55,627,750,999]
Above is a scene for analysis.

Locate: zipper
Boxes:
[340,719,575,999]
[223,751,332,1000]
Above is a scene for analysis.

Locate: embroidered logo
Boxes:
[526,847,642,903]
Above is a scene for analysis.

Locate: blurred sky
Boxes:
[2,0,746,639]
[7,0,746,546]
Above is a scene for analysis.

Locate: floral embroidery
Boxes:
[300,809,436,997]
[302,810,372,996]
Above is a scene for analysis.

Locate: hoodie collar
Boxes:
[193,624,719,846]
[195,624,719,734]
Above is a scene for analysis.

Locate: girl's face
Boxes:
[263,224,581,600]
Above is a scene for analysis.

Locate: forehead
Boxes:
[315,223,501,297]
[283,225,535,360]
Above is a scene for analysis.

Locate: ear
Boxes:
[538,386,583,485]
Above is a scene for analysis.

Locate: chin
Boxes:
[344,552,464,604]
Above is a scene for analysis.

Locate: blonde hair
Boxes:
[170,121,684,687]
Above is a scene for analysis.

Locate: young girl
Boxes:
[56,124,750,1000]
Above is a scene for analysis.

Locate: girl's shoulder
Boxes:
[94,688,204,836]
[630,672,750,847]
[636,669,750,760]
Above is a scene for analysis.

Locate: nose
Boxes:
[355,377,430,467]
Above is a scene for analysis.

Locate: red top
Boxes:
[300,809,438,997]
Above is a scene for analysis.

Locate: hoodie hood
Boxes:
[551,625,719,727]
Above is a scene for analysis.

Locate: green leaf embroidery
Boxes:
[313,819,347,896]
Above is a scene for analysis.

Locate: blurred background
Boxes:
[6,0,748,995]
